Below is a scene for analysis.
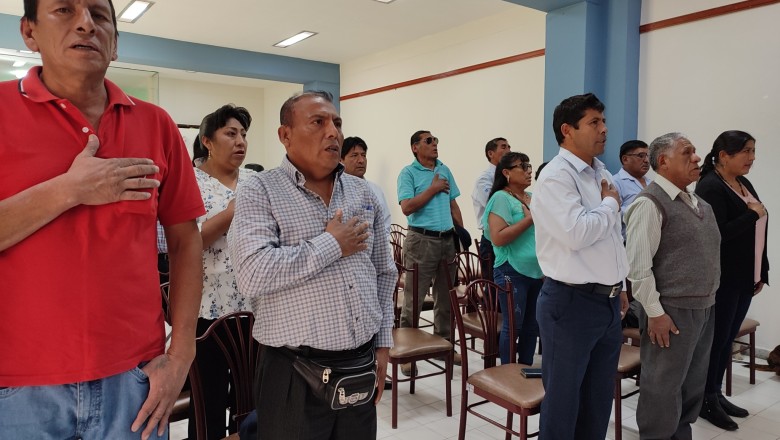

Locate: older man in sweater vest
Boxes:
[625,132,721,440]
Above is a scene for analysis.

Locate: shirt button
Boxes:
[82,127,90,133]
[59,103,66,109]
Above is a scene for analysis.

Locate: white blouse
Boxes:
[195,167,254,319]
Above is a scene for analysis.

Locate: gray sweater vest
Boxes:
[638,182,720,310]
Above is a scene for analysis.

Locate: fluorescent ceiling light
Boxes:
[274,31,317,48]
[118,1,154,23]
[374,0,396,3]
[12,60,25,67]
[11,69,28,79]
[19,50,33,54]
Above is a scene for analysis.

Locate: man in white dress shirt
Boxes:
[471,137,511,276]
[531,93,630,440]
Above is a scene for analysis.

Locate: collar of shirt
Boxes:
[20,66,135,108]
[411,158,443,171]
[653,174,699,208]
[616,167,650,185]
[558,147,609,178]
[280,155,345,187]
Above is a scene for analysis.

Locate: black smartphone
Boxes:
[521,367,542,379]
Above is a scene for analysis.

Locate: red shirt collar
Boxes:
[19,66,135,107]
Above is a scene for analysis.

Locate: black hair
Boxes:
[410,130,431,158]
[485,137,507,161]
[535,161,548,181]
[552,93,605,145]
[488,151,530,201]
[192,104,252,165]
[244,163,264,172]
[619,140,648,160]
[279,90,333,126]
[24,0,119,38]
[700,130,756,176]
[341,136,367,159]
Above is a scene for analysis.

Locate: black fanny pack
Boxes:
[288,339,377,410]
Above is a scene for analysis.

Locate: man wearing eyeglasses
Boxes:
[397,131,464,375]
[613,140,652,213]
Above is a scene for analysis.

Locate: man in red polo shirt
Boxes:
[0,1,204,439]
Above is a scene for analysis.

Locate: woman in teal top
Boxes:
[483,152,543,365]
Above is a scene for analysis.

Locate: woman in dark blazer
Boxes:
[695,130,769,431]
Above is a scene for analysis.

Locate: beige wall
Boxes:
[340,6,546,235]
[639,1,780,350]
[158,77,301,169]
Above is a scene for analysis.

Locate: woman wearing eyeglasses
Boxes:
[483,152,543,365]
[695,130,768,431]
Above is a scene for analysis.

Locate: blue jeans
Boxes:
[0,364,167,440]
[493,262,542,365]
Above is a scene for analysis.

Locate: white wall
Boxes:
[340,6,546,235]
[639,1,780,350]
[261,83,305,168]
[158,77,301,169]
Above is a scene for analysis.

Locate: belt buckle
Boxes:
[608,285,621,298]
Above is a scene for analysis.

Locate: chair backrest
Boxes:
[189,311,259,439]
[394,261,422,328]
[160,282,171,325]
[390,241,404,266]
[390,223,408,234]
[449,279,514,374]
[455,251,489,285]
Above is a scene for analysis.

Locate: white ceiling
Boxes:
[0,0,522,65]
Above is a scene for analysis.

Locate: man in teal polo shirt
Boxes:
[397,130,464,375]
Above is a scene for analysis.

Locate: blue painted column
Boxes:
[503,0,641,172]
[543,0,641,171]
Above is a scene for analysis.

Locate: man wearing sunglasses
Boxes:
[397,131,464,374]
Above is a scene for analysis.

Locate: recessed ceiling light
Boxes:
[12,60,26,67]
[118,1,154,23]
[274,31,317,48]
[11,69,28,79]
[374,0,396,3]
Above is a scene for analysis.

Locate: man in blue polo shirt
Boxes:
[397,130,464,375]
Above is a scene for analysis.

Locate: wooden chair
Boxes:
[389,229,406,249]
[390,223,407,234]
[455,251,486,285]
[391,254,434,328]
[450,279,544,440]
[189,311,260,440]
[622,326,641,347]
[614,344,641,440]
[390,240,404,266]
[388,262,453,429]
[726,318,759,396]
[445,255,500,368]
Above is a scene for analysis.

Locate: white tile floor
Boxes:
[171,325,780,440]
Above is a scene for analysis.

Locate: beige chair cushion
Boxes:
[737,318,759,337]
[617,344,641,373]
[468,363,545,408]
[391,328,452,358]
